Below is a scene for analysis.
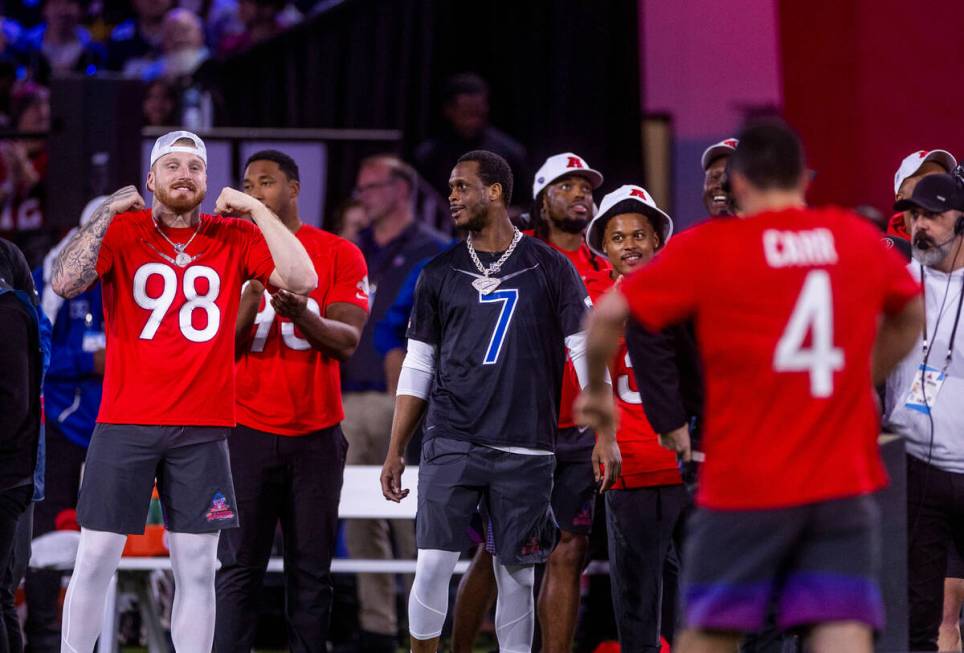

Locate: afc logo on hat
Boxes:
[629,187,648,200]
[532,152,603,199]
[723,139,738,148]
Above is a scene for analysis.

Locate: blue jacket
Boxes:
[32,268,102,449]
[374,258,429,357]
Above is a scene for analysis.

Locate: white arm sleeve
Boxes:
[566,331,611,389]
[397,339,438,399]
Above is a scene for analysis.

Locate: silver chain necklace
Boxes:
[465,227,522,294]
[153,218,201,267]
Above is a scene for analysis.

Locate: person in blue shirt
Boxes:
[374,257,430,395]
[23,197,105,653]
[13,0,106,82]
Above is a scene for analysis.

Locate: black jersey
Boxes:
[407,235,589,451]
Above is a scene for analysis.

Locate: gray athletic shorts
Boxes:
[77,424,238,535]
[682,495,883,632]
[551,454,597,535]
[416,437,558,565]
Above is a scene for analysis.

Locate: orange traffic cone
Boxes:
[123,485,168,556]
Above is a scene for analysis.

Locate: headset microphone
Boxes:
[913,165,964,242]
[916,231,960,251]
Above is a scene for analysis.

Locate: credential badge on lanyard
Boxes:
[905,265,964,415]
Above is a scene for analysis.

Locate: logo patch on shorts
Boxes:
[519,535,542,557]
[205,492,235,522]
[572,502,593,527]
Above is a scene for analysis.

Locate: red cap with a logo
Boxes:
[700,138,739,171]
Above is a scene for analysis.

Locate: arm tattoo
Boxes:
[51,187,133,298]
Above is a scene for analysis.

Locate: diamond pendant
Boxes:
[473,276,501,295]
[175,252,192,267]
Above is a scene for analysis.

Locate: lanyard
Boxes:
[920,264,964,372]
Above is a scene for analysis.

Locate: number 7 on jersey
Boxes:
[480,289,519,365]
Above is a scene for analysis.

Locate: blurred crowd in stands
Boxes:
[0,0,330,266]
[0,0,314,88]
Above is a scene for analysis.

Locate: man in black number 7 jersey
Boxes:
[380,150,620,653]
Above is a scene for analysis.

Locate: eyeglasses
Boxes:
[352,179,396,198]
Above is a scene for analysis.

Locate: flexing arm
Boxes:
[51,186,145,299]
[215,188,317,294]
[873,295,924,385]
[272,292,367,361]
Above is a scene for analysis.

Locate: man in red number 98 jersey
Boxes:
[214,150,369,653]
[49,131,318,653]
[577,122,923,653]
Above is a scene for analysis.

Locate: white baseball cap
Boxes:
[150,130,207,168]
[532,152,603,199]
[700,138,739,171]
[893,149,956,196]
[585,185,674,257]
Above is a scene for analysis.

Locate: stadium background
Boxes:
[3,0,962,651]
[7,0,964,269]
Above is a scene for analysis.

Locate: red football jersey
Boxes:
[235,225,369,435]
[589,275,681,490]
[619,207,920,509]
[610,340,683,490]
[525,234,610,428]
[96,210,275,426]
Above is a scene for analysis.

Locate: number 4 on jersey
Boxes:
[773,269,844,398]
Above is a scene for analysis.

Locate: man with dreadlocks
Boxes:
[451,152,608,653]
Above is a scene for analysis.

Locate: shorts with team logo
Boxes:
[551,428,598,535]
[77,424,239,534]
[417,436,558,565]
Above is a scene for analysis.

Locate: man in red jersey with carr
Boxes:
[215,150,369,653]
[578,121,924,653]
[49,130,318,653]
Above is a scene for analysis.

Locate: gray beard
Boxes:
[912,243,949,267]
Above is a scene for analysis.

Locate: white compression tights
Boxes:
[61,529,220,653]
[408,549,535,651]
[167,531,220,651]
[492,561,535,653]
[409,549,460,640]
[62,528,126,653]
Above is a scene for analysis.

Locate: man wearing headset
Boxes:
[886,172,964,652]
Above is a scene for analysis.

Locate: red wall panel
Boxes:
[780,0,964,213]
